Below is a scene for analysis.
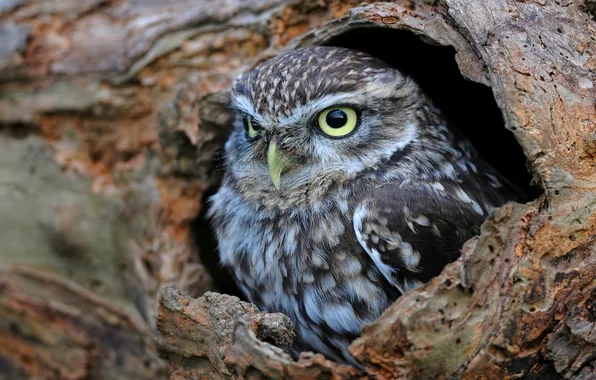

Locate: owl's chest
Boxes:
[211,187,393,338]
[216,196,352,295]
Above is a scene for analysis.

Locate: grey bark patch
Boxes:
[0,0,26,15]
[0,22,29,62]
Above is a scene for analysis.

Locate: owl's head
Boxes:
[226,46,425,198]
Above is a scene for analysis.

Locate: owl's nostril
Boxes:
[265,132,272,143]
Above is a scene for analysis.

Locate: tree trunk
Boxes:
[1,0,595,379]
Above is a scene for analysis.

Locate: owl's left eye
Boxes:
[317,107,358,137]
[242,114,261,138]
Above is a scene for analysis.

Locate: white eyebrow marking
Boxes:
[277,92,361,125]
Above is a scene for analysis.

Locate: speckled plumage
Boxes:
[208,46,521,365]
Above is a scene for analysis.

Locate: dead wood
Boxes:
[1,0,595,379]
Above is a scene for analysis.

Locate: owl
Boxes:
[208,46,522,365]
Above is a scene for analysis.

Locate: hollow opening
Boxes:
[324,27,538,199]
[192,27,541,300]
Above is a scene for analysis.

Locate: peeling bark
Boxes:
[156,288,293,379]
[1,0,595,379]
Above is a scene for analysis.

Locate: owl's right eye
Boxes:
[242,114,261,138]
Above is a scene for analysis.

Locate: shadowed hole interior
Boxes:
[192,180,244,298]
[582,0,596,20]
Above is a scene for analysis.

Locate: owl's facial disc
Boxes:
[229,46,423,194]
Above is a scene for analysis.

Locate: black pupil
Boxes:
[326,110,348,128]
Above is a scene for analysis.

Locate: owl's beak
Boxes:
[267,140,285,190]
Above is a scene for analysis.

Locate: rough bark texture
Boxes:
[156,288,294,379]
[1,0,595,379]
[156,287,361,379]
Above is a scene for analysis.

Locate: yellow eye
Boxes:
[243,114,261,138]
[317,107,358,137]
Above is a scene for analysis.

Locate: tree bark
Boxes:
[1,0,595,379]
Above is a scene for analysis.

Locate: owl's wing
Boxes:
[353,180,493,294]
